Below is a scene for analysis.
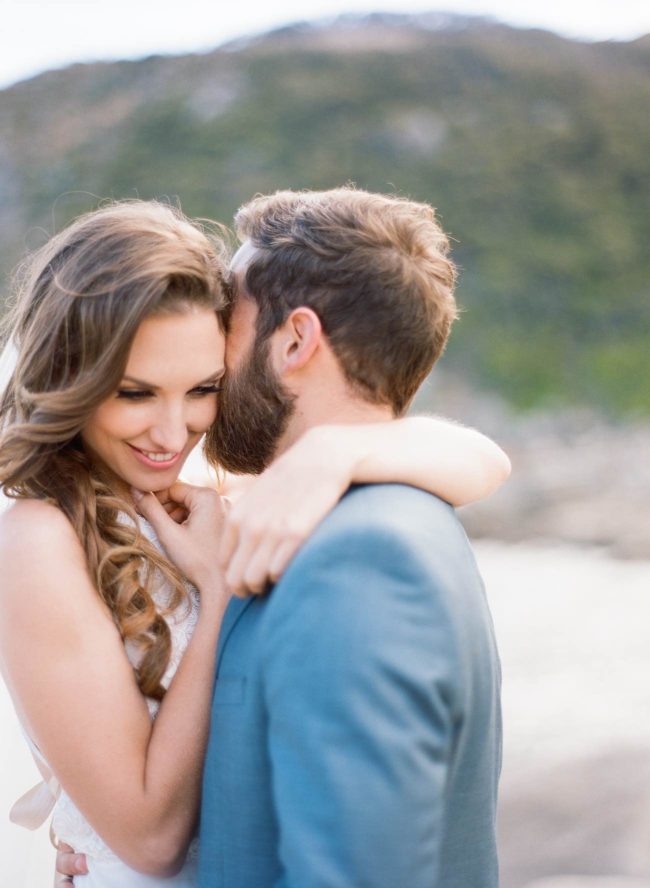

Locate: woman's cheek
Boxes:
[113,403,156,439]
[193,397,219,433]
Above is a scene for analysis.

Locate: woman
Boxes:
[0,200,508,887]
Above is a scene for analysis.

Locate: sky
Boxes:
[2,0,649,90]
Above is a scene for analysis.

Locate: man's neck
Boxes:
[274,392,394,457]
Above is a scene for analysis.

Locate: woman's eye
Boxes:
[115,385,221,400]
[116,389,152,400]
[190,384,223,397]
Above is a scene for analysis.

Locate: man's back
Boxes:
[199,483,501,888]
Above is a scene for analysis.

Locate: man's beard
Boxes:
[207,335,296,475]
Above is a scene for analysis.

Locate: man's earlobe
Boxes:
[281,308,322,372]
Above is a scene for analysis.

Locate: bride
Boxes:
[0,200,509,887]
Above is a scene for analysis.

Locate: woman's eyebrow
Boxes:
[121,368,226,389]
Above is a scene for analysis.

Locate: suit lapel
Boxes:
[215,595,255,673]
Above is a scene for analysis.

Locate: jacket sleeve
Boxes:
[259,517,462,888]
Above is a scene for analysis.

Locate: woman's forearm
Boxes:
[314,415,511,507]
[126,593,226,875]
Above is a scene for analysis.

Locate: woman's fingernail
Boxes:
[131,487,144,502]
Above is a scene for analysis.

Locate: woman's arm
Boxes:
[327,415,511,506]
[0,491,228,877]
[216,415,510,595]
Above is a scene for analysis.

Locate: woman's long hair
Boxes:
[0,201,229,700]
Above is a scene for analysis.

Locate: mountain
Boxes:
[1,13,648,414]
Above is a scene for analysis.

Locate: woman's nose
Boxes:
[148,405,189,453]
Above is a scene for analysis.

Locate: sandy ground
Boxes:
[485,544,650,887]
[1,542,650,886]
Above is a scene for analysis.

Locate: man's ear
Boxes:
[276,307,323,374]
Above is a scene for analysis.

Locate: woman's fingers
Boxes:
[224,523,265,597]
[168,506,189,524]
[268,537,303,582]
[238,536,284,596]
[167,480,206,510]
[54,842,88,880]
[132,490,176,542]
[217,513,240,571]
[224,517,307,595]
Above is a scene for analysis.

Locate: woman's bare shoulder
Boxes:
[0,499,87,602]
[0,498,79,551]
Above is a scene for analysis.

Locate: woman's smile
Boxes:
[126,443,184,470]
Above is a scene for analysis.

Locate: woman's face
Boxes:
[81,305,225,493]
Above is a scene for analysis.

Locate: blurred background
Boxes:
[1,1,649,885]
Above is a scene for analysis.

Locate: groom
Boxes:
[200,188,501,887]
[59,187,501,886]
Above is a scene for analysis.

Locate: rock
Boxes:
[414,375,650,558]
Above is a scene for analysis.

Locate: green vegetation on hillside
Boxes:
[1,15,648,414]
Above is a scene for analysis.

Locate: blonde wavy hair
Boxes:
[0,201,229,701]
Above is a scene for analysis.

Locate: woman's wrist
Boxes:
[298,424,366,487]
[195,581,229,620]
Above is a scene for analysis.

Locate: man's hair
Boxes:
[234,186,458,416]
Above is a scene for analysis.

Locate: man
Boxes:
[58,187,501,886]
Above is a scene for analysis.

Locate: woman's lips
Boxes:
[127,443,183,470]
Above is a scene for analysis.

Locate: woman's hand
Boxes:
[218,426,358,596]
[133,482,228,603]
[54,843,87,885]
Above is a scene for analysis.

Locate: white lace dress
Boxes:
[11,519,201,887]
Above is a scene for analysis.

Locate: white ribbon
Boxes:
[9,744,61,830]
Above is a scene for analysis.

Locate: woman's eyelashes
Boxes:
[116,384,222,401]
[191,384,223,396]
[116,389,152,400]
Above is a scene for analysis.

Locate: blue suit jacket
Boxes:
[198,484,501,887]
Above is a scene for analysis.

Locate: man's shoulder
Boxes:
[337,481,452,517]
[259,483,487,678]
[270,482,477,603]
[311,483,468,557]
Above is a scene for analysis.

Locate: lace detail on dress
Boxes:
[52,788,121,862]
[49,516,200,860]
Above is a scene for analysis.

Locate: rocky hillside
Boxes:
[1,13,648,414]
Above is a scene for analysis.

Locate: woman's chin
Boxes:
[130,468,184,494]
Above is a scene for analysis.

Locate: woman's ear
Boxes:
[276,307,323,374]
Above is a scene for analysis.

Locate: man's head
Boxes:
[205,186,458,474]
